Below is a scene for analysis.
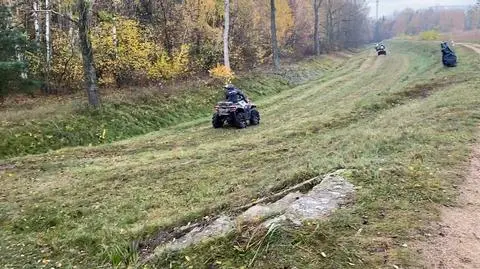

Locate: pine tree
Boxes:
[0,5,36,103]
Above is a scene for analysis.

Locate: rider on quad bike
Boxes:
[224,84,250,112]
[212,84,260,129]
[375,43,387,56]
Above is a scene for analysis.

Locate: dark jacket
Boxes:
[225,88,247,103]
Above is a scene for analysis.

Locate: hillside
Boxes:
[1,41,480,268]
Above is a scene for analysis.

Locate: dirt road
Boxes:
[422,146,480,268]
[458,43,480,54]
[421,43,480,269]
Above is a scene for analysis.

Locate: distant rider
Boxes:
[375,43,385,51]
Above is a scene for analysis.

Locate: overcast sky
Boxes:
[368,0,476,18]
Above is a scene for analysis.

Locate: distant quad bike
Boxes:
[212,101,260,129]
[375,44,387,56]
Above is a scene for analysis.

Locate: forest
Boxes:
[1,0,372,106]
[376,1,480,40]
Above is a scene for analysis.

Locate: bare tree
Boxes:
[313,0,323,55]
[78,0,100,107]
[223,0,231,70]
[270,0,280,69]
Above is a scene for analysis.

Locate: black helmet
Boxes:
[224,83,235,89]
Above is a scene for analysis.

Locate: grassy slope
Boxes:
[0,57,339,159]
[1,41,479,268]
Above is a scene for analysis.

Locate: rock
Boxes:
[237,192,302,223]
[0,164,16,172]
[156,216,235,254]
[281,174,355,225]
[151,172,355,258]
[262,215,287,228]
[238,205,274,223]
[238,174,354,227]
[255,174,354,227]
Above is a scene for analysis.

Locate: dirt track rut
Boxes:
[459,43,480,54]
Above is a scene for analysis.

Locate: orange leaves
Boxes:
[208,64,235,83]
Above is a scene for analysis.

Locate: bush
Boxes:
[148,44,190,80]
[208,64,235,83]
[419,30,440,41]
[92,17,192,86]
[92,18,154,86]
[51,30,84,91]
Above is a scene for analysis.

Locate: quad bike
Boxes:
[212,101,260,129]
[375,44,387,56]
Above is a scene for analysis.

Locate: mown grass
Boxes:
[1,41,479,268]
[0,57,339,159]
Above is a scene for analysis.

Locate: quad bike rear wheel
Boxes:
[235,112,247,129]
[250,109,260,125]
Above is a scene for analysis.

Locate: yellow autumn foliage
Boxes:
[26,30,83,90]
[208,64,235,83]
[275,0,294,45]
[92,18,154,85]
[149,45,190,80]
[419,30,440,41]
[51,31,83,89]
[91,17,192,85]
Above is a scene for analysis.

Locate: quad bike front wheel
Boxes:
[378,50,387,56]
[212,113,224,128]
[250,109,260,125]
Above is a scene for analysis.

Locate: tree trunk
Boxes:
[270,0,280,69]
[313,0,323,56]
[44,0,52,93]
[68,7,75,49]
[45,0,51,66]
[78,0,100,108]
[223,0,231,70]
[325,0,334,51]
[33,1,40,46]
[112,20,118,57]
[15,45,27,79]
[158,0,173,55]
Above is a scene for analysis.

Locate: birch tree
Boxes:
[223,0,231,70]
[45,0,51,65]
[270,0,280,69]
[33,1,40,47]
